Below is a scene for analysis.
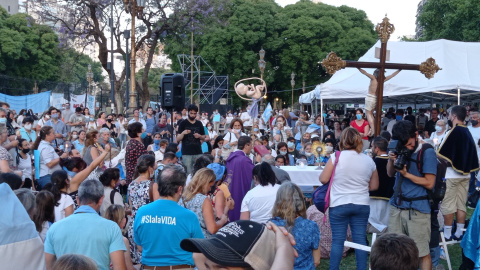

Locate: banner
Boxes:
[0,91,51,114]
[70,94,95,113]
[50,93,67,109]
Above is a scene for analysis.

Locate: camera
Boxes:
[387,139,412,170]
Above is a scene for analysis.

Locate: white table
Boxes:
[279,166,323,192]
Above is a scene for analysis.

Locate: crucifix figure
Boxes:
[358,68,401,136]
[320,16,441,136]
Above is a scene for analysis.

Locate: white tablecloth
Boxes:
[279,166,323,190]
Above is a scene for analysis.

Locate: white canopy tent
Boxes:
[300,39,480,109]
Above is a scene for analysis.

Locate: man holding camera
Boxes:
[437,106,479,241]
[387,120,437,270]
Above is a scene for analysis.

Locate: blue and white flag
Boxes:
[262,103,272,125]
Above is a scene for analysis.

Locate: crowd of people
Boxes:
[2,99,480,270]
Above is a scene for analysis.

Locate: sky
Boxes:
[275,0,421,40]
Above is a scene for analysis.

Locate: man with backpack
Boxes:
[437,106,479,241]
[387,120,437,270]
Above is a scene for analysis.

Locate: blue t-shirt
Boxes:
[270,217,320,270]
[306,154,315,165]
[134,199,204,266]
[201,127,209,153]
[44,205,126,270]
[389,147,438,213]
[72,139,85,154]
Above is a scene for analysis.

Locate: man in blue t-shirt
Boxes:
[134,165,204,269]
[387,120,437,270]
[44,180,126,270]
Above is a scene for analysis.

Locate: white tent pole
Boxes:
[321,98,324,140]
[457,88,460,105]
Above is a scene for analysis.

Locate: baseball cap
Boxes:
[311,134,319,138]
[180,220,276,270]
[206,163,225,182]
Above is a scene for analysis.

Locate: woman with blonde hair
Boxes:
[181,168,230,238]
[319,127,379,270]
[103,205,136,270]
[270,182,321,269]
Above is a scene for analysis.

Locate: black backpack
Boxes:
[393,143,448,210]
[416,143,448,207]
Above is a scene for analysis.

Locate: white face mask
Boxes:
[279,150,287,155]
[234,129,241,133]
[24,123,32,130]
[72,135,78,139]
[160,147,166,153]
[325,146,333,153]
[305,152,313,157]
[435,126,443,132]
[207,126,212,130]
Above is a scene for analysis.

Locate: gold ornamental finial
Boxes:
[419,57,442,79]
[320,52,346,75]
[376,16,395,43]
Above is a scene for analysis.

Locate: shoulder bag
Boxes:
[313,151,341,216]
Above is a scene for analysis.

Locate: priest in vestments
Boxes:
[226,136,255,221]
[437,105,479,241]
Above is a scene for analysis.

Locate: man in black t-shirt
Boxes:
[368,136,395,234]
[404,107,416,125]
[424,108,439,138]
[176,104,205,174]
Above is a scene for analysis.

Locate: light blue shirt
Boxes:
[44,205,126,270]
[19,127,36,143]
[72,139,85,154]
[134,199,204,266]
[390,147,438,213]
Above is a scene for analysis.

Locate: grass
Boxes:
[316,208,475,269]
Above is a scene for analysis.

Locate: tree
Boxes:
[136,67,173,95]
[57,48,105,94]
[164,0,376,108]
[417,0,480,41]
[32,0,227,113]
[0,7,61,82]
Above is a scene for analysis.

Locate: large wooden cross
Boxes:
[321,16,441,136]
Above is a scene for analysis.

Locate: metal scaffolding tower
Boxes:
[177,54,230,105]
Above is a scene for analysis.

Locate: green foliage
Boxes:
[57,48,104,93]
[164,0,376,107]
[418,0,480,41]
[0,10,61,81]
[136,67,174,94]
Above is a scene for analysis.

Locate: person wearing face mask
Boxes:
[367,136,395,234]
[286,138,299,158]
[44,107,67,149]
[319,138,335,166]
[16,138,33,186]
[86,116,98,131]
[36,111,51,133]
[302,142,316,166]
[350,108,371,152]
[386,109,404,136]
[222,119,246,160]
[438,106,479,242]
[127,154,159,264]
[101,114,118,139]
[67,107,86,134]
[19,117,36,146]
[276,142,294,166]
[152,113,173,142]
[206,122,217,140]
[430,120,447,150]
[72,130,86,154]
